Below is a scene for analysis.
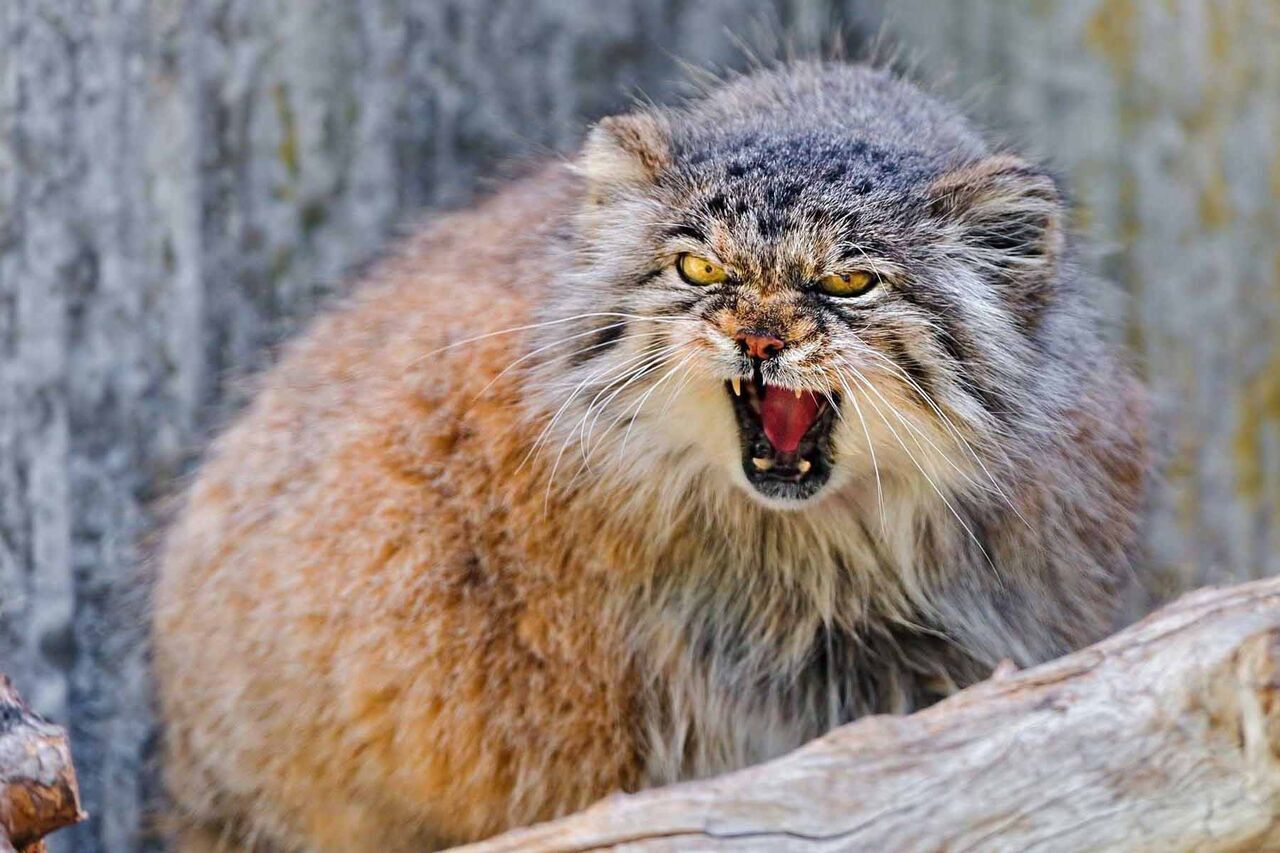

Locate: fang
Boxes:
[731,377,742,396]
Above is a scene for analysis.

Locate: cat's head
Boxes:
[536,63,1065,511]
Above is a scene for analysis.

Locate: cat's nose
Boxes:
[734,330,786,361]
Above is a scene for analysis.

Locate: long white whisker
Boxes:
[416,311,696,364]
[579,341,689,456]
[473,322,653,402]
[830,371,886,531]
[838,350,1030,530]
[843,368,1001,580]
[840,362,992,497]
[846,345,1028,528]
[545,343,691,507]
[518,348,651,475]
[618,350,698,453]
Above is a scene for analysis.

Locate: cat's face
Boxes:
[539,71,1063,511]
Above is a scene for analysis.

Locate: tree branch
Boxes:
[464,578,1280,852]
[0,677,84,852]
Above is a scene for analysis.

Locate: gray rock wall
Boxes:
[2,1,1277,849]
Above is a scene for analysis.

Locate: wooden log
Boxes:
[0,677,84,852]
[464,578,1280,852]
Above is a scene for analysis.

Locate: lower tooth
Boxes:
[797,459,812,474]
[752,457,774,471]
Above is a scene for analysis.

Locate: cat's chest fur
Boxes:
[623,509,989,785]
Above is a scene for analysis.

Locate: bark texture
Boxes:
[0,676,84,852]
[465,579,1280,852]
[0,1,1277,850]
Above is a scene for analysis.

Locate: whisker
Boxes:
[838,360,993,497]
[837,348,1030,529]
[544,344,691,509]
[841,367,1001,581]
[472,322,655,403]
[579,341,689,457]
[517,349,651,476]
[658,357,702,415]
[618,350,698,453]
[415,311,697,364]
[541,341,687,495]
[830,371,886,530]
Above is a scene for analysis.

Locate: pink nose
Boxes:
[734,330,785,361]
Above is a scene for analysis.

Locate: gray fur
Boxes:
[527,62,1148,779]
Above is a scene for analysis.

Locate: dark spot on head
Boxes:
[755,209,785,239]
[767,182,803,207]
[665,223,707,242]
[704,194,730,218]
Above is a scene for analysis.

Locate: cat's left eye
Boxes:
[818,270,878,298]
[676,253,729,286]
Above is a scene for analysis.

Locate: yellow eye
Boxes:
[676,253,729,286]
[818,270,878,298]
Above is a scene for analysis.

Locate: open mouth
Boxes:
[726,367,839,502]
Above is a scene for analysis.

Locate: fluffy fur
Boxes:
[153,62,1149,851]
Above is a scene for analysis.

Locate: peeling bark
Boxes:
[465,579,1280,852]
[0,677,83,853]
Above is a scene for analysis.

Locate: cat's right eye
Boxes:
[676,253,729,286]
[818,270,878,298]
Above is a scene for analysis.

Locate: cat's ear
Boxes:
[926,155,1065,292]
[580,112,672,203]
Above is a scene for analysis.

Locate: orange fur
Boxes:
[155,168,646,850]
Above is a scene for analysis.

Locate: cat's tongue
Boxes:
[760,386,822,454]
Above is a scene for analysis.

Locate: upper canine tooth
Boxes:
[795,388,803,399]
[752,457,774,471]
[731,377,742,396]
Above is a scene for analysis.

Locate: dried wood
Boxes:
[466,579,1280,852]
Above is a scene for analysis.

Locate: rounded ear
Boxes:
[579,112,672,204]
[926,155,1066,299]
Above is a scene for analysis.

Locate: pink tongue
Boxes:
[760,387,822,454]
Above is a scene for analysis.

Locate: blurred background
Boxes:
[1,1,1277,849]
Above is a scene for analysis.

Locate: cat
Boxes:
[153,61,1149,851]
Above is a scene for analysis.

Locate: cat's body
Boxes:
[154,63,1148,851]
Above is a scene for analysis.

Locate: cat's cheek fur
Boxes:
[658,378,744,480]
